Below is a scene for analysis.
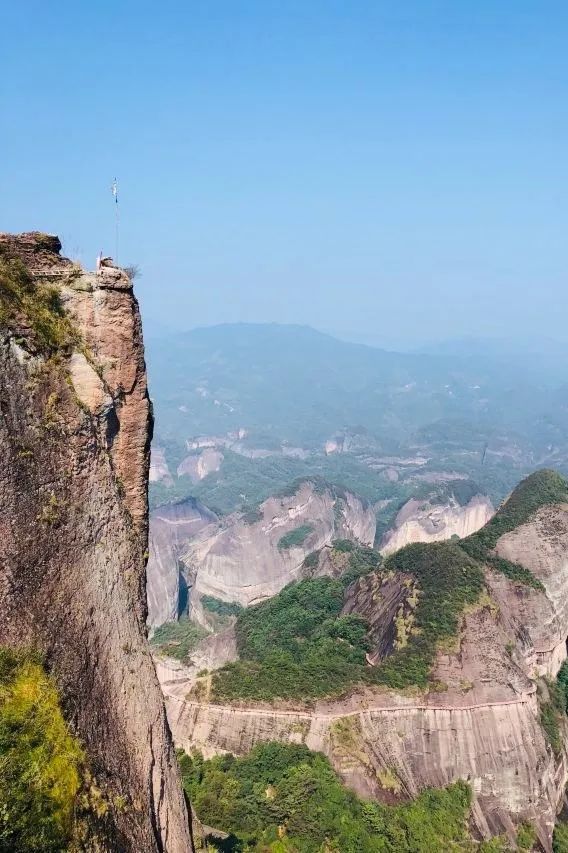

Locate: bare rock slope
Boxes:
[0,233,193,852]
[380,492,494,555]
[161,472,568,851]
[185,481,376,622]
[148,498,218,628]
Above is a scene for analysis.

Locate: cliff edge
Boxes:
[0,233,193,851]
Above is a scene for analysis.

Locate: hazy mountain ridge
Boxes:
[147,323,568,518]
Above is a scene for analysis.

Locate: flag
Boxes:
[111,178,118,204]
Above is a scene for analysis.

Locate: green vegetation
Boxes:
[0,647,84,852]
[375,542,485,689]
[554,819,568,852]
[150,444,415,516]
[0,250,77,352]
[516,822,536,851]
[484,556,544,591]
[277,525,314,550]
[340,544,382,584]
[211,474,567,700]
[538,664,568,757]
[202,596,244,618]
[557,660,568,712]
[212,577,370,701]
[177,741,475,852]
[150,618,208,661]
[212,544,381,701]
[301,549,320,570]
[461,470,568,588]
[212,540,486,700]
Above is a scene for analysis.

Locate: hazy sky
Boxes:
[2,1,567,348]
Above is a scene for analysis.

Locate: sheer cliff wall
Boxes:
[0,233,193,852]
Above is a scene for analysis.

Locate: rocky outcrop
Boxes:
[177,448,223,481]
[380,493,494,556]
[0,233,192,852]
[150,446,173,485]
[159,479,568,851]
[148,499,218,628]
[184,481,376,616]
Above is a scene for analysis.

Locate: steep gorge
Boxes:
[147,480,376,630]
[0,233,193,852]
[158,473,568,851]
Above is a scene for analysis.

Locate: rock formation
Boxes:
[148,498,218,628]
[185,481,376,623]
[176,448,223,482]
[0,233,193,852]
[146,481,375,631]
[150,446,174,485]
[380,492,494,555]
[159,473,568,851]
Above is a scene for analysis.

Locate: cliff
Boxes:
[147,480,375,630]
[147,498,218,628]
[185,481,376,624]
[380,492,494,556]
[159,472,568,851]
[0,233,193,851]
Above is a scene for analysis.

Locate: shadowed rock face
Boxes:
[148,499,218,628]
[0,233,193,852]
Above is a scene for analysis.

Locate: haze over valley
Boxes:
[3,2,568,851]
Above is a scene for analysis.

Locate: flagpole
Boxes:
[112,178,119,264]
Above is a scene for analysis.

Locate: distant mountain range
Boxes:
[146,323,568,513]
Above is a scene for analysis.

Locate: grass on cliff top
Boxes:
[461,469,568,563]
[150,617,209,661]
[0,250,77,351]
[212,540,483,699]
[374,541,485,690]
[459,469,568,592]
[277,524,314,550]
[212,472,564,700]
[0,646,84,852]
[177,741,475,852]
[212,576,370,701]
[212,546,380,702]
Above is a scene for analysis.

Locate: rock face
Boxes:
[148,499,218,628]
[150,446,174,485]
[184,481,376,618]
[0,233,193,852]
[380,493,494,556]
[177,448,223,481]
[159,482,568,851]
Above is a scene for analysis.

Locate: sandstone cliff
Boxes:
[146,481,375,631]
[380,492,494,556]
[0,233,193,852]
[148,498,218,628]
[185,481,376,624]
[159,473,568,851]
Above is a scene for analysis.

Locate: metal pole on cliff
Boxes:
[111,178,119,263]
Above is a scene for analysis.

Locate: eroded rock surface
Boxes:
[0,233,193,852]
[148,499,218,628]
[159,486,568,851]
[380,493,494,556]
[185,481,376,614]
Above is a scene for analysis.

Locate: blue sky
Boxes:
[1,1,567,348]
